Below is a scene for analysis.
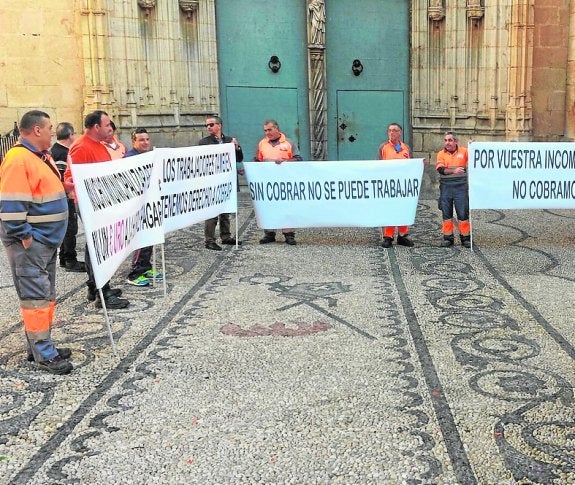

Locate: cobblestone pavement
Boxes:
[1,192,574,484]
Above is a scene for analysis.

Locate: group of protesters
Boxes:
[0,109,470,375]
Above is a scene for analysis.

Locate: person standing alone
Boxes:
[199,116,244,250]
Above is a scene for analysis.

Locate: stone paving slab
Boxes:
[1,193,574,484]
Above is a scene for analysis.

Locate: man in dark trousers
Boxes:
[124,128,163,286]
[199,116,244,250]
[65,111,129,309]
[51,122,85,272]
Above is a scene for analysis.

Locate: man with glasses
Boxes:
[377,122,415,248]
[125,128,163,285]
[199,116,244,250]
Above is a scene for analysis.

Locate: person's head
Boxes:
[55,122,76,146]
[131,128,152,153]
[205,116,222,138]
[443,131,458,153]
[263,119,281,141]
[387,122,402,144]
[19,110,53,152]
[84,110,113,142]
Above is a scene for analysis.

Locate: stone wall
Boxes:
[0,1,84,134]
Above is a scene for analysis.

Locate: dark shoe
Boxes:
[95,294,130,309]
[64,260,86,272]
[259,235,276,244]
[37,355,73,375]
[205,241,222,251]
[397,235,414,247]
[87,287,123,302]
[381,237,393,248]
[28,347,72,362]
[440,235,454,247]
[59,260,66,268]
[284,232,297,246]
[221,238,242,245]
[460,235,471,248]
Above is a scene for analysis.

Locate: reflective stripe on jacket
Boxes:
[0,146,68,246]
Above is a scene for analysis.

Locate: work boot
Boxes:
[95,294,130,309]
[284,232,296,245]
[87,286,123,302]
[37,355,73,375]
[64,260,86,272]
[259,234,276,244]
[440,235,454,247]
[381,237,393,248]
[27,347,71,362]
[460,235,471,248]
[397,234,414,247]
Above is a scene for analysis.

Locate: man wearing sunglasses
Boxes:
[199,116,244,250]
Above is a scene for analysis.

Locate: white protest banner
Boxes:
[71,151,165,289]
[243,159,423,228]
[156,144,237,233]
[469,142,575,209]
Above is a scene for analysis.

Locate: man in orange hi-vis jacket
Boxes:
[0,111,73,375]
[435,131,471,248]
[377,122,415,248]
[254,119,303,246]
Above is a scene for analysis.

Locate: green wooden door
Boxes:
[336,90,405,160]
[215,0,409,161]
[225,87,300,162]
[326,0,410,160]
[215,0,309,161]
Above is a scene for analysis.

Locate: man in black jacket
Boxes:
[51,122,85,272]
[199,116,244,250]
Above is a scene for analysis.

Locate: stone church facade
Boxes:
[0,1,572,160]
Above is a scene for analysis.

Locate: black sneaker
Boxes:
[64,260,86,272]
[37,355,73,375]
[259,235,276,244]
[27,347,72,362]
[221,238,241,245]
[87,287,123,302]
[397,235,414,247]
[95,294,130,309]
[205,241,222,251]
[381,237,393,248]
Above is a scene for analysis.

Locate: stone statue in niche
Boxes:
[309,0,326,46]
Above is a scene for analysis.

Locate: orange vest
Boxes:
[378,140,410,160]
[436,146,468,179]
[256,134,294,161]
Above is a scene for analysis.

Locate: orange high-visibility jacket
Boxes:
[0,146,68,246]
[256,134,296,161]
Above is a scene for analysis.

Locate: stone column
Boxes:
[307,0,327,160]
[506,0,533,140]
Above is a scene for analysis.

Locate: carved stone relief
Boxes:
[307,0,327,160]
